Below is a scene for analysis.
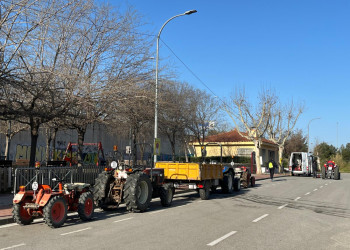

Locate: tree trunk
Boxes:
[29,119,40,167]
[45,128,52,163]
[51,128,58,161]
[278,145,284,173]
[254,140,262,174]
[132,127,137,165]
[77,126,86,165]
[5,121,12,160]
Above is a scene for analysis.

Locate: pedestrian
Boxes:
[312,158,317,178]
[268,159,275,181]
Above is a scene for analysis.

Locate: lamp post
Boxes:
[307,117,321,153]
[154,10,197,164]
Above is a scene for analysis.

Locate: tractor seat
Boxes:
[64,183,90,191]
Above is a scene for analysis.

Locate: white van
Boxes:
[289,152,315,176]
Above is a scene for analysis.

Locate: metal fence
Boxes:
[13,165,105,194]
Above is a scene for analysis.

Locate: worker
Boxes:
[312,158,317,178]
[268,159,275,181]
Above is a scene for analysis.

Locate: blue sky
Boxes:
[114,0,350,149]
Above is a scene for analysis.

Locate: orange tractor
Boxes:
[12,177,94,228]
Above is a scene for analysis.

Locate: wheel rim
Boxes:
[137,181,148,204]
[51,201,65,223]
[84,197,93,216]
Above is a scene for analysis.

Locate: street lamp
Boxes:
[307,117,321,153]
[154,10,197,164]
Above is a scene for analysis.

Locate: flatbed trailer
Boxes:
[156,162,240,200]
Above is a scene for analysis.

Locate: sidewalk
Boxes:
[0,173,290,226]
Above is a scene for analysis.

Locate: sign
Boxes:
[32,182,38,191]
[154,138,161,156]
[126,146,131,154]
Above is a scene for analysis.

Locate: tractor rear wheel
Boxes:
[242,171,250,188]
[334,167,340,180]
[93,172,114,208]
[250,176,256,187]
[43,196,67,228]
[233,176,241,192]
[199,182,210,200]
[78,192,94,221]
[221,171,234,194]
[160,184,174,207]
[12,198,34,226]
[123,172,152,212]
[321,166,326,179]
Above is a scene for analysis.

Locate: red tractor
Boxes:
[322,160,340,180]
[235,166,256,188]
[12,178,94,228]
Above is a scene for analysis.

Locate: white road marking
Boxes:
[0,223,18,229]
[150,210,164,214]
[278,204,288,209]
[60,227,92,236]
[175,205,188,209]
[294,197,301,201]
[252,214,269,223]
[325,183,328,186]
[197,200,205,203]
[0,243,26,250]
[313,189,318,191]
[114,217,134,223]
[320,186,323,188]
[207,231,237,246]
[305,192,310,195]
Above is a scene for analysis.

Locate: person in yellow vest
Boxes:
[268,159,275,181]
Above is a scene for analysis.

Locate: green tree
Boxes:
[314,142,337,162]
[283,129,307,158]
[340,143,350,162]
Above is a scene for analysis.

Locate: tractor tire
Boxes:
[241,171,250,188]
[12,198,34,226]
[233,176,241,192]
[221,171,234,194]
[199,182,210,200]
[123,172,152,212]
[43,196,67,228]
[78,192,94,221]
[321,166,326,179]
[250,176,256,187]
[334,167,340,180]
[160,184,174,207]
[93,172,114,208]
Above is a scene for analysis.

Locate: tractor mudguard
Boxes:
[13,190,34,204]
[38,192,52,207]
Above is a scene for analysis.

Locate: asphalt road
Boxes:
[1,174,350,250]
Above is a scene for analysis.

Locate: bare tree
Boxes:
[267,100,304,171]
[225,88,276,174]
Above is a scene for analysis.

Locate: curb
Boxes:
[0,216,14,226]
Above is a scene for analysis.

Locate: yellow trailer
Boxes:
[156,162,223,181]
[155,162,240,200]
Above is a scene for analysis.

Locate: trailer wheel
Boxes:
[12,197,34,225]
[78,192,94,221]
[242,171,250,188]
[93,172,114,208]
[124,172,152,212]
[233,176,241,192]
[160,184,174,207]
[250,176,256,187]
[199,182,210,200]
[334,167,340,180]
[221,171,234,194]
[321,166,326,179]
[43,196,67,228]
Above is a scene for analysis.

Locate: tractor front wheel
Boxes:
[43,196,67,228]
[78,192,94,221]
[242,171,250,188]
[12,198,33,226]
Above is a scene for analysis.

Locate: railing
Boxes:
[13,165,105,194]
